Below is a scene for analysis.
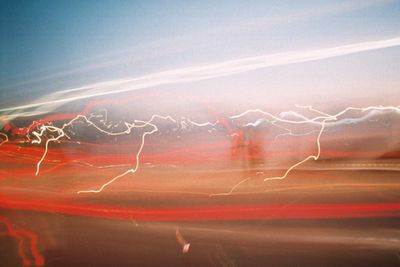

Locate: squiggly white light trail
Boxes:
[33,114,144,176]
[76,114,175,194]
[212,105,400,196]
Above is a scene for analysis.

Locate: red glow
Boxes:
[0,195,399,222]
[0,215,45,266]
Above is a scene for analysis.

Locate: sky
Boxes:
[1,0,400,114]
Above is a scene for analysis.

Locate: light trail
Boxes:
[0,216,44,266]
[33,125,68,176]
[27,104,400,195]
[263,119,328,182]
[77,114,175,194]
[32,114,171,176]
[2,37,400,119]
[295,104,333,117]
[274,129,321,141]
[0,195,399,221]
[211,105,400,195]
[0,132,8,146]
[175,227,191,254]
[31,112,176,193]
[109,104,392,196]
[1,82,398,265]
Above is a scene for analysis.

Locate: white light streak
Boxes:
[2,37,400,119]
[29,105,400,195]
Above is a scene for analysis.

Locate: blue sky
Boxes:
[1,0,400,111]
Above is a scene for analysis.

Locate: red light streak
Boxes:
[0,195,399,222]
[0,215,44,266]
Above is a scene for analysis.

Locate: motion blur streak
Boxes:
[1,37,400,119]
[0,216,44,266]
[1,1,400,266]
[0,196,399,221]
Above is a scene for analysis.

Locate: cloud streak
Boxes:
[2,36,400,118]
